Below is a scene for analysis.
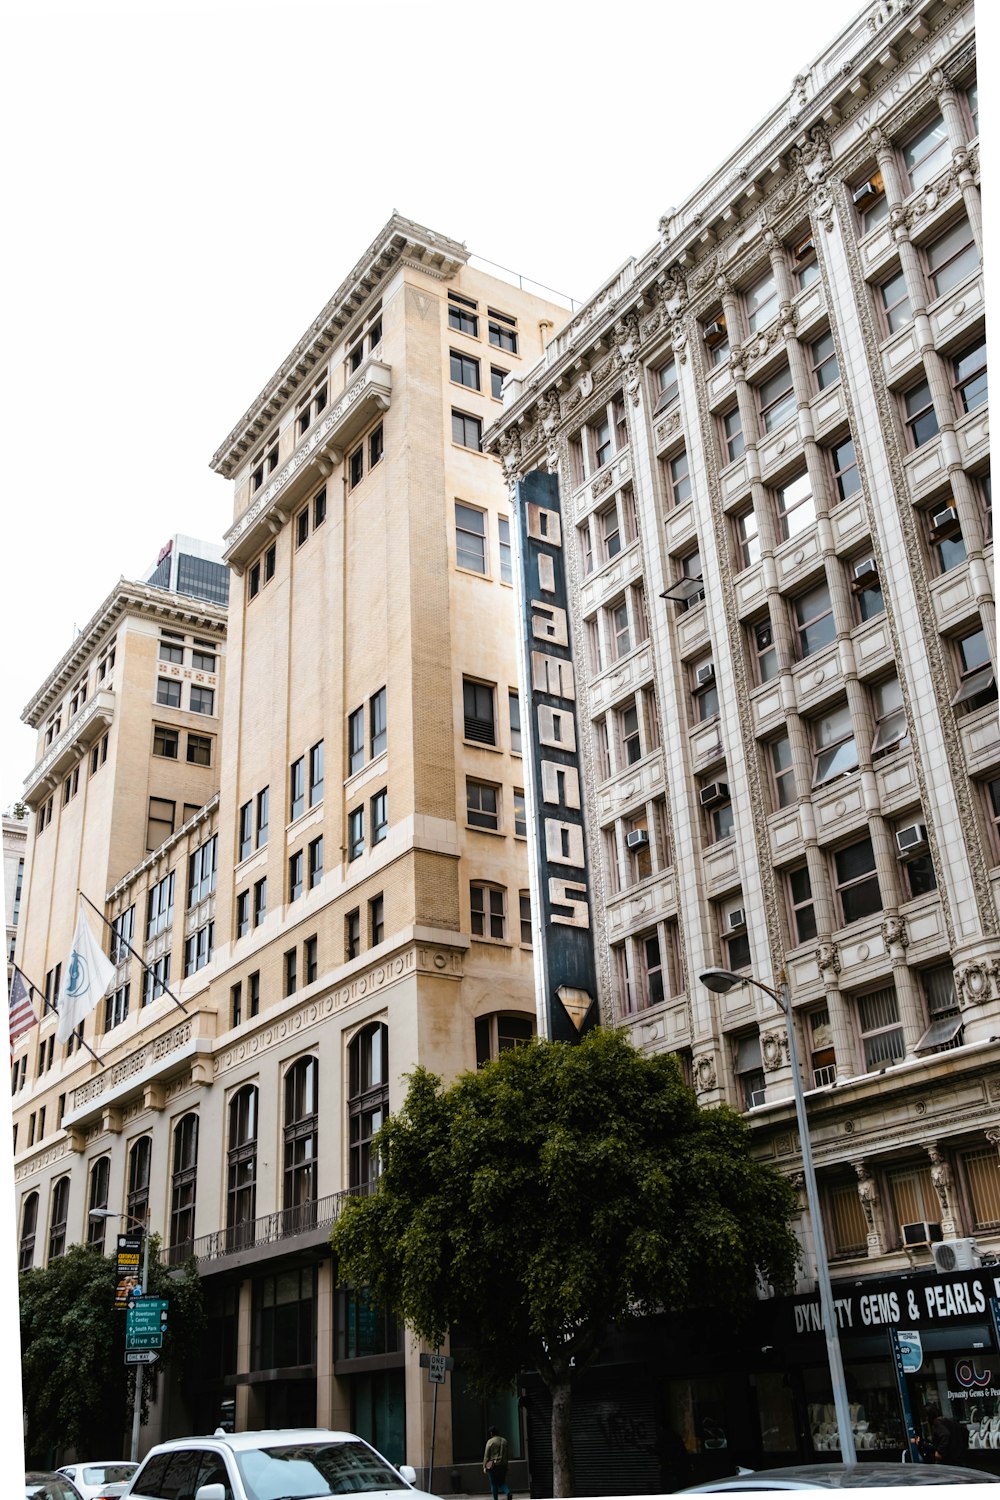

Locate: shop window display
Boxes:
[806,1361,903,1454]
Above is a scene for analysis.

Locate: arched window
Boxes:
[127,1136,151,1227]
[48,1176,70,1262]
[226,1085,258,1250]
[87,1157,111,1248]
[169,1113,199,1264]
[348,1023,388,1190]
[18,1191,38,1271]
[283,1056,318,1230]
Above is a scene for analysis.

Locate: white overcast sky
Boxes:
[0,0,994,1470]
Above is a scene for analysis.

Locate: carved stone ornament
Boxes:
[496,428,522,478]
[986,1128,1000,1156]
[538,390,561,435]
[816,941,841,976]
[927,1142,954,1218]
[612,312,640,365]
[761,1030,786,1071]
[693,1052,717,1094]
[955,961,990,1008]
[671,320,689,364]
[592,470,614,499]
[659,269,688,320]
[854,1163,879,1232]
[881,914,909,953]
[579,371,593,400]
[655,410,683,445]
[791,126,831,187]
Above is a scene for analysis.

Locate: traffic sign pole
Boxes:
[130,1228,149,1463]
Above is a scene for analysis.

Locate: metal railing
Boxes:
[164,1182,376,1266]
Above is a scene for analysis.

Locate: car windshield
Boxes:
[234,1442,407,1499]
[84,1470,135,1486]
[27,1482,81,1500]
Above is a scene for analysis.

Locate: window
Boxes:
[48,1177,70,1261]
[153,725,179,760]
[467,779,500,831]
[247,543,276,600]
[369,424,384,468]
[18,1192,38,1272]
[345,910,360,960]
[149,678,177,712]
[901,834,937,899]
[238,801,253,862]
[508,689,521,754]
[448,291,479,336]
[811,331,839,390]
[349,1023,388,1189]
[735,506,761,570]
[734,1033,765,1111]
[929,500,967,572]
[371,789,388,843]
[348,706,365,774]
[169,1114,198,1262]
[252,877,266,927]
[188,835,218,906]
[491,366,507,400]
[954,338,987,414]
[369,895,384,947]
[86,1157,111,1248]
[951,628,997,712]
[455,503,486,572]
[851,555,884,621]
[854,169,888,234]
[902,113,949,190]
[769,734,796,809]
[664,448,691,508]
[812,701,858,786]
[609,597,632,660]
[313,486,327,528]
[463,678,496,745]
[826,1178,867,1256]
[858,986,905,1070]
[231,981,242,1027]
[370,687,387,757]
[349,445,364,488]
[348,807,364,860]
[879,269,912,334]
[653,354,679,414]
[284,948,297,997]
[513,787,527,838]
[963,1148,1000,1233]
[788,866,818,944]
[289,756,305,821]
[226,1085,258,1249]
[183,919,214,977]
[187,733,212,766]
[189,640,214,669]
[146,871,175,939]
[903,378,939,448]
[834,836,882,925]
[190,685,214,716]
[236,890,250,938]
[450,349,480,390]
[623,809,653,885]
[251,438,278,493]
[248,971,260,1017]
[597,501,621,560]
[744,268,778,333]
[143,954,170,1006]
[283,1058,318,1225]
[159,635,183,664]
[793,580,835,658]
[471,882,506,940]
[871,676,909,755]
[926,217,978,298]
[750,617,779,683]
[667,547,705,611]
[619,701,643,766]
[288,850,304,902]
[452,409,483,451]
[90,732,109,775]
[308,836,324,888]
[758,363,796,433]
[722,406,744,463]
[692,656,719,722]
[105,984,129,1033]
[304,935,318,984]
[830,437,861,501]
[703,780,735,843]
[497,515,512,584]
[296,374,328,438]
[793,234,820,290]
[519,891,532,945]
[488,309,518,353]
[776,471,815,540]
[255,788,269,847]
[309,741,324,805]
[984,777,1000,860]
[704,312,730,366]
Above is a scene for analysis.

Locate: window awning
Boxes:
[913,1014,964,1053]
[951,667,995,706]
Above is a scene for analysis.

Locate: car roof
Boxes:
[681,1463,1000,1490]
[144,1431,365,1454]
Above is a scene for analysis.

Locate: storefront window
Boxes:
[806,1360,903,1454]
[668,1377,731,1455]
[752,1371,797,1452]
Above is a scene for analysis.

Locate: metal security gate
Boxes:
[524,1371,660,1497]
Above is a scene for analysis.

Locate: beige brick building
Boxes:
[13,215,568,1480]
[490,0,1000,1478]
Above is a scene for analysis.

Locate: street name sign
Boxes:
[126,1296,169,1350]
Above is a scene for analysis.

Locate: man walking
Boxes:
[483,1426,512,1500]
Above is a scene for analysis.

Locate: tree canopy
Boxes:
[330,1027,799,1495]
[19,1237,204,1465]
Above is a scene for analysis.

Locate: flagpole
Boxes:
[14,964,106,1069]
[78,890,188,1015]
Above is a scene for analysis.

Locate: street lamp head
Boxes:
[698,967,743,994]
[89,1208,120,1222]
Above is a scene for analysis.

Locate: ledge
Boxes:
[23,691,115,805]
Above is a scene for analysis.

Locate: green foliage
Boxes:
[331,1028,799,1394]
[19,1237,204,1464]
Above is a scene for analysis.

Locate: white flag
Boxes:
[57,902,115,1043]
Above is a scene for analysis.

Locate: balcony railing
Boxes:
[166,1182,376,1266]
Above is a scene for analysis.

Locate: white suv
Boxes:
[125,1430,428,1500]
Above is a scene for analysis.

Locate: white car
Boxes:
[125,1430,430,1500]
[56,1466,138,1500]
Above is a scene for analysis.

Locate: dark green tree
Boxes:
[19,1237,204,1465]
[330,1028,799,1497]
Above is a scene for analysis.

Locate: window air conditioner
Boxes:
[795,237,815,261]
[850,559,878,593]
[625,829,649,850]
[932,1238,981,1273]
[728,908,747,931]
[930,505,960,539]
[696,662,716,687]
[902,1220,943,1247]
[700,782,729,808]
[896,823,928,856]
[750,1088,767,1108]
[852,178,880,205]
[704,320,727,346]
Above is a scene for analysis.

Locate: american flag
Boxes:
[8,967,37,1059]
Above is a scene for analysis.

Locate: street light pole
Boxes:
[91,1207,150,1463]
[699,967,857,1464]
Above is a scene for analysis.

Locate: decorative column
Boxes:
[853,1160,885,1256]
[926,1141,959,1239]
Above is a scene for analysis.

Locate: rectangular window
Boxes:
[452,409,483,451]
[519,890,532,945]
[851,555,884,621]
[498,515,512,584]
[509,689,521,754]
[951,628,997,712]
[463,678,496,745]
[248,971,260,1017]
[722,406,744,463]
[827,1180,867,1255]
[309,741,324,805]
[811,331,839,390]
[954,338,988,414]
[349,446,364,488]
[231,982,242,1027]
[704,312,729,366]
[156,678,181,708]
[758,363,796,433]
[858,985,905,1069]
[793,581,835,658]
[143,954,171,1007]
[665,448,691,509]
[186,733,212,766]
[880,269,912,334]
[735,1033,765,1111]
[902,113,949,190]
[304,935,318,985]
[296,507,310,547]
[187,835,218,907]
[470,882,506,940]
[147,798,175,851]
[963,1149,1000,1232]
[370,687,387,757]
[345,910,360,961]
[513,787,527,838]
[348,807,364,861]
[654,355,679,414]
[289,757,305,821]
[788,866,818,944]
[288,850,304,902]
[491,366,507,400]
[734,506,760,570]
[369,424,383,468]
[284,948,297,998]
[192,643,216,671]
[159,638,184,665]
[253,877,267,928]
[190,685,214,716]
[812,701,858,786]
[750,617,778,683]
[236,890,250,938]
[308,836,324,888]
[455,502,487,573]
[903,379,939,448]
[830,437,861,501]
[448,291,479,337]
[450,349,481,389]
[348,706,365,775]
[239,801,252,862]
[810,1007,836,1087]
[251,438,279,492]
[769,734,796,810]
[184,922,214,977]
[369,895,384,947]
[488,309,518,353]
[777,471,815,540]
[371,789,388,844]
[153,726,179,760]
[744,268,778,333]
[257,787,269,846]
[834,837,882,925]
[313,486,327,528]
[871,676,909,755]
[926,217,978,298]
[467,779,500,831]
